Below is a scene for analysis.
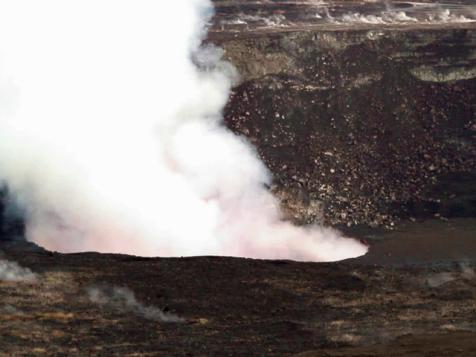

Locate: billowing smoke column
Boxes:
[0,0,367,261]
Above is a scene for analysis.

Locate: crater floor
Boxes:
[0,241,476,355]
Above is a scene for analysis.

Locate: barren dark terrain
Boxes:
[1,240,476,356]
[1,0,476,356]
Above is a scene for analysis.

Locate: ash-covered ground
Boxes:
[1,0,476,355]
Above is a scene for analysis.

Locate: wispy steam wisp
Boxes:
[0,260,36,282]
[88,286,183,322]
[0,0,367,262]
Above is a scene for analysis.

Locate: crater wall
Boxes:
[211,26,476,227]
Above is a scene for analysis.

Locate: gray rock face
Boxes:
[209,1,476,228]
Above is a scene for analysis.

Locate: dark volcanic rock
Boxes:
[209,20,476,228]
[0,189,24,242]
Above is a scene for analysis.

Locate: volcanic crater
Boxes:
[1,0,476,355]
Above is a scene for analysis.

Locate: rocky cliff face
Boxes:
[209,4,476,228]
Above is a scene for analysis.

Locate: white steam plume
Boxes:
[0,0,367,262]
